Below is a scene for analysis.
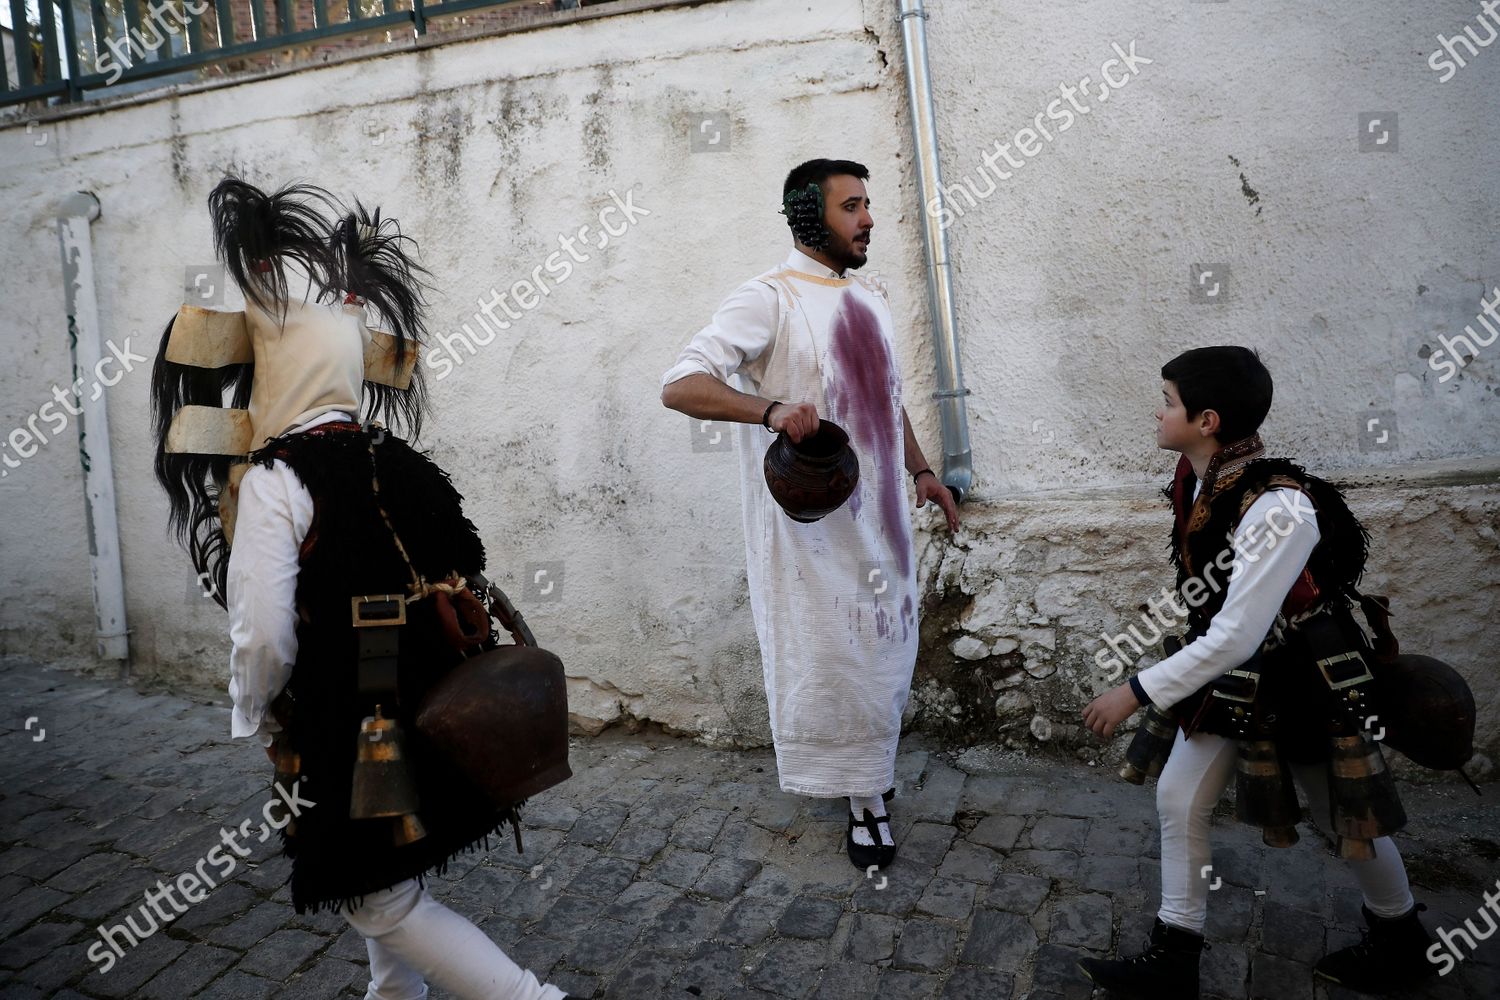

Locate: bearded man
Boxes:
[661,158,960,869]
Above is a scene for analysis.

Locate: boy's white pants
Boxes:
[1156,727,1415,934]
[344,879,567,1000]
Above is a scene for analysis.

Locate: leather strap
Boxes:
[1356,592,1399,662]
[357,624,401,698]
[860,809,891,845]
[475,576,536,648]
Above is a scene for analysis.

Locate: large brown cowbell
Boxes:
[417,644,572,805]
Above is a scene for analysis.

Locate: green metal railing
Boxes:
[2,0,566,108]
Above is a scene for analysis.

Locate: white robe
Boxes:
[663,248,919,797]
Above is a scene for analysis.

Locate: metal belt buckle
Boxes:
[1209,668,1260,704]
[1316,650,1373,690]
[351,594,407,628]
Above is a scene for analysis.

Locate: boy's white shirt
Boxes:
[225,410,354,743]
[1133,482,1322,711]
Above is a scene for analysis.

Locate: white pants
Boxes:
[344,880,567,1000]
[1156,727,1414,934]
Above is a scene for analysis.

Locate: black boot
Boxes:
[1076,917,1205,999]
[1314,903,1437,993]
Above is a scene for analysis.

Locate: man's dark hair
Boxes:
[780,160,869,249]
[1161,346,1273,442]
[782,158,870,198]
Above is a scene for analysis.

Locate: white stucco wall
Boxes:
[923,0,1500,492]
[0,0,914,749]
[1,0,1495,762]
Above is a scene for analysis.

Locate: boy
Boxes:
[1077,347,1434,997]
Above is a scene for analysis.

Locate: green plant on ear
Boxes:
[780,182,830,250]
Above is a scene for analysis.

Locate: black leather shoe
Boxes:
[846,808,896,870]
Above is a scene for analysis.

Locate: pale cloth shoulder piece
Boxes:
[663,250,918,797]
[163,296,408,456]
[246,299,366,450]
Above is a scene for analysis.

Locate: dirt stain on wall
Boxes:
[1228,154,1261,217]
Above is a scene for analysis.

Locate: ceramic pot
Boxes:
[763,418,860,523]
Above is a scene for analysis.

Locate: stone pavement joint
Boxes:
[2,654,1498,999]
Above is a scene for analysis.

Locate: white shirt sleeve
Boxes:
[225,460,314,743]
[661,279,780,386]
[1134,488,1322,711]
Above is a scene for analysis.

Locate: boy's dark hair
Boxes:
[1161,346,1273,443]
[782,158,870,198]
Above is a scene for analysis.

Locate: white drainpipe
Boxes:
[57,191,131,667]
[897,0,974,502]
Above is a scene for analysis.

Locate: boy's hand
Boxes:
[1082,683,1141,739]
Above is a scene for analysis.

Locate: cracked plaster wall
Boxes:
[902,0,1499,766]
[1,0,1496,764]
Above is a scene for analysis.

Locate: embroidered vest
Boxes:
[1167,456,1370,639]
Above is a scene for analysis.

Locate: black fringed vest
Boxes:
[249,422,516,913]
[1170,458,1370,626]
[1168,457,1372,752]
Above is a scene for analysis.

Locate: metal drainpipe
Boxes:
[57,191,131,670]
[897,0,973,503]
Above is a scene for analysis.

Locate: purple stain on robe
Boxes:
[826,291,912,580]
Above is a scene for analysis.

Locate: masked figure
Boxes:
[152,178,572,1000]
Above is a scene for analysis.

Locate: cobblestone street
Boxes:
[1,654,1496,1000]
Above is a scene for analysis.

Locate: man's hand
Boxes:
[915,472,960,532]
[1082,683,1141,739]
[768,402,820,443]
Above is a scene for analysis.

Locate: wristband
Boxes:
[912,468,935,483]
[762,401,782,432]
[1128,675,1149,706]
